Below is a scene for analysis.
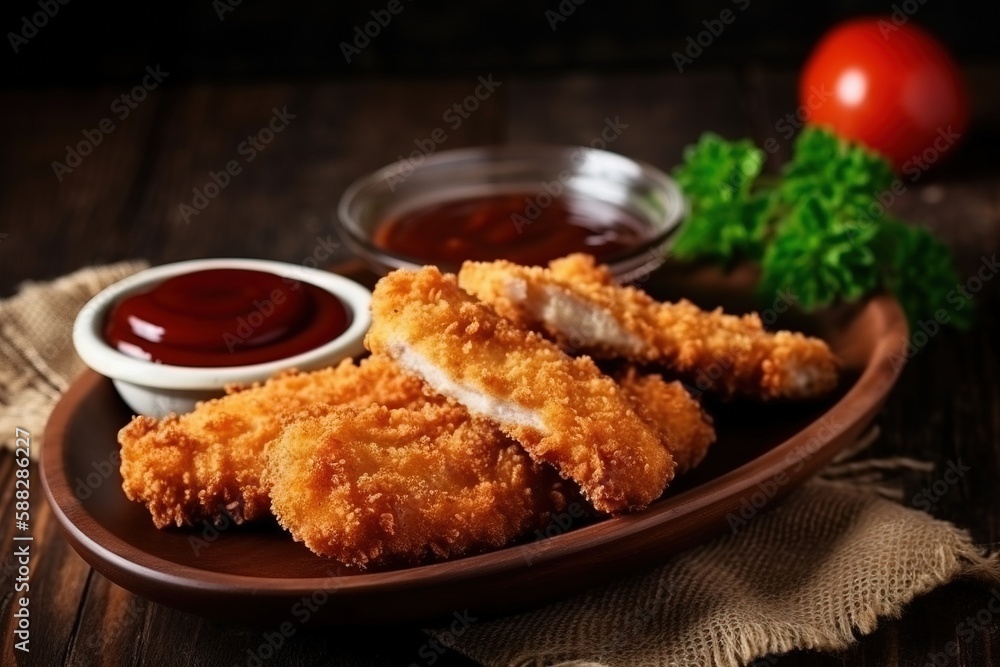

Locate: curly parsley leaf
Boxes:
[670,133,768,263]
[777,126,896,222]
[671,125,971,331]
[759,198,880,309]
[671,193,770,264]
[874,219,974,331]
[672,133,765,203]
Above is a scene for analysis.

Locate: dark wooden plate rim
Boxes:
[42,295,908,598]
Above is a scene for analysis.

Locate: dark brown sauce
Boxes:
[104,269,349,367]
[374,192,649,266]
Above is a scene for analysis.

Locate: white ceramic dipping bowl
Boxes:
[73,258,372,418]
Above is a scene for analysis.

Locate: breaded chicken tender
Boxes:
[265,403,568,568]
[458,254,839,400]
[365,266,675,514]
[118,356,437,528]
[617,368,715,475]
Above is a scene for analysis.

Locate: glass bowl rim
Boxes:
[335,143,687,276]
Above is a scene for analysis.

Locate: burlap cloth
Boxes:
[3,263,997,666]
[0,261,148,458]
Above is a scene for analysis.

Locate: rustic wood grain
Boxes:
[1,68,999,666]
[0,88,162,295]
[505,70,753,168]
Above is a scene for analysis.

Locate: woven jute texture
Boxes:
[0,261,147,458]
[431,476,998,667]
[2,263,997,666]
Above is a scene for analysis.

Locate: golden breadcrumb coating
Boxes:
[365,266,674,514]
[118,356,437,528]
[617,368,716,475]
[265,403,569,569]
[549,253,616,285]
[458,254,839,400]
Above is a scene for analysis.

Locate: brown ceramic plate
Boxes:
[41,265,909,626]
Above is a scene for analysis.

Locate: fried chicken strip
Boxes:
[618,368,715,475]
[458,254,839,400]
[118,356,438,528]
[265,403,569,568]
[365,266,674,514]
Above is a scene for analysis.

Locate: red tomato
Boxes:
[800,18,967,172]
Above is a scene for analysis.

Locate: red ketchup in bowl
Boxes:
[104,269,349,367]
[374,192,648,266]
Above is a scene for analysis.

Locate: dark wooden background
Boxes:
[2,0,997,86]
[2,1,1000,665]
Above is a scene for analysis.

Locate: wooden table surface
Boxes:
[2,67,999,666]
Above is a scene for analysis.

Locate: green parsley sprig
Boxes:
[671,126,971,330]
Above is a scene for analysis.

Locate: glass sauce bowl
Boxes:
[336,145,686,282]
